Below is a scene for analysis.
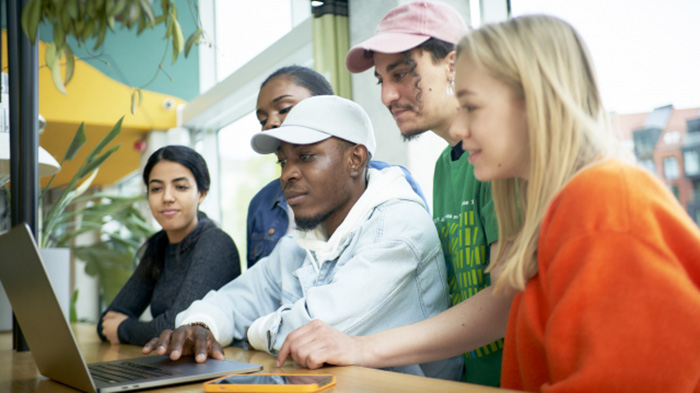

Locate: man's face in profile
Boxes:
[374,49,455,140]
[275,138,355,231]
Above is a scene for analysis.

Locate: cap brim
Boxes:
[346,33,431,73]
[251,126,332,154]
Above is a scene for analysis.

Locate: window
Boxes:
[214,0,310,82]
[663,156,679,180]
[684,150,700,176]
[663,131,682,145]
[510,1,700,115]
[218,112,280,271]
[639,159,656,174]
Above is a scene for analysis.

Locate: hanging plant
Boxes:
[20,0,204,100]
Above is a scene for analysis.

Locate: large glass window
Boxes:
[510,0,700,114]
[215,0,310,81]
[218,112,280,270]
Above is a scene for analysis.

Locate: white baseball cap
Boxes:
[251,95,376,156]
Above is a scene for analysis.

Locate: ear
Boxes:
[347,145,369,178]
[198,190,208,205]
[445,50,457,80]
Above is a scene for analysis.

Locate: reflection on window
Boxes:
[215,0,310,81]
[684,150,700,176]
[663,156,679,180]
[218,112,280,271]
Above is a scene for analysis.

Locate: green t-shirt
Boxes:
[432,145,503,387]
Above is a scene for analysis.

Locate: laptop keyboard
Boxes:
[89,361,179,384]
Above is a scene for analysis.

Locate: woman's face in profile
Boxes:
[256,76,313,130]
[450,54,530,181]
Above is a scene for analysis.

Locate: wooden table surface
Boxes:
[0,324,518,392]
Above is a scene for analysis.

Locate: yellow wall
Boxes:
[2,31,188,187]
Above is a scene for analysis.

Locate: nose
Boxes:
[448,109,470,141]
[280,162,300,185]
[380,82,400,109]
[163,185,175,203]
[263,114,283,131]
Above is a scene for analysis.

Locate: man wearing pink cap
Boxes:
[277,1,510,387]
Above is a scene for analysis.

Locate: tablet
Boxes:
[203,373,336,392]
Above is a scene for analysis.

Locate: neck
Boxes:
[432,96,460,146]
[166,217,199,244]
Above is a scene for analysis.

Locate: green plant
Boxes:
[20,0,205,110]
[40,117,155,315]
[70,193,154,306]
[40,117,122,248]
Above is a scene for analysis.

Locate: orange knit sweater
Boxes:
[501,159,700,392]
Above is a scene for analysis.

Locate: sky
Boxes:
[510,0,700,114]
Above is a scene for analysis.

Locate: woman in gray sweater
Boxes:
[97,145,240,346]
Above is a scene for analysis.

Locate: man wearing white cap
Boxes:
[277,2,509,387]
[143,95,462,380]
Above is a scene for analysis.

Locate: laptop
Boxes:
[0,224,262,392]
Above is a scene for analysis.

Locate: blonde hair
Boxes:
[456,15,628,292]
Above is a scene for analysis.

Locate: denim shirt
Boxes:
[178,167,461,380]
[246,160,428,268]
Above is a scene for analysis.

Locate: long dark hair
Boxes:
[261,65,334,96]
[138,145,213,281]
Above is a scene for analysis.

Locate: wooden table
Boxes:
[0,324,518,392]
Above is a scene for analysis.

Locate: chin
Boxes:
[473,168,497,182]
[399,127,428,141]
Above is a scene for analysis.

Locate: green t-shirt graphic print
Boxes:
[432,145,503,387]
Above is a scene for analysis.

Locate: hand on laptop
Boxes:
[142,325,225,363]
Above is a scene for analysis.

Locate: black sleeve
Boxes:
[115,227,241,345]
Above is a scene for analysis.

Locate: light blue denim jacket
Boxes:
[177,167,462,380]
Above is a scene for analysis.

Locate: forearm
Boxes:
[361,284,512,368]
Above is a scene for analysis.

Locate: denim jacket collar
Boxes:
[294,166,421,268]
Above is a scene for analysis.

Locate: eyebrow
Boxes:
[374,58,409,78]
[148,177,190,185]
[456,89,476,99]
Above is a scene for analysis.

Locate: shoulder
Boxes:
[542,159,689,241]
[433,145,455,170]
[368,160,390,170]
[196,225,236,249]
[248,179,283,210]
[371,198,436,239]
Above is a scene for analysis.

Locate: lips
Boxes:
[391,108,409,118]
[161,209,179,216]
[284,190,307,206]
[467,150,481,165]
[389,104,413,119]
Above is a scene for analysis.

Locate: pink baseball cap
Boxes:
[346,1,468,73]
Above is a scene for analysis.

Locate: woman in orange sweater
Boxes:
[450,14,700,392]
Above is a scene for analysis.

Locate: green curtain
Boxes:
[312,0,352,99]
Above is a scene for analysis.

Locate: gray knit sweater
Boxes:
[97,216,240,345]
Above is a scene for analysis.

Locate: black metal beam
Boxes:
[7,0,39,352]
